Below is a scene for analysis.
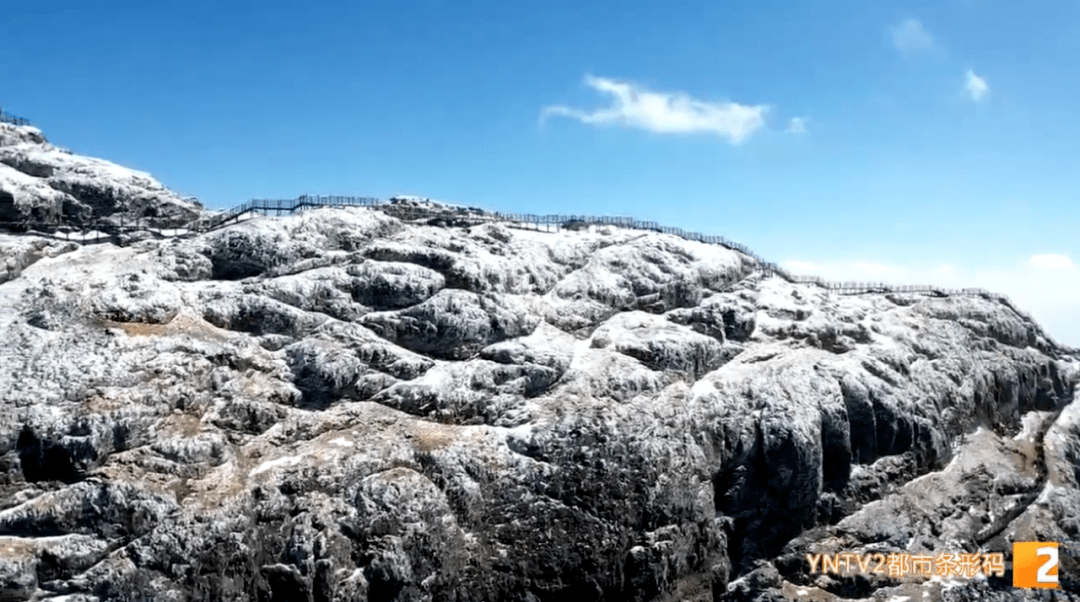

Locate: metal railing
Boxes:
[0,110,33,127]
[0,108,1051,323]
[0,194,1047,321]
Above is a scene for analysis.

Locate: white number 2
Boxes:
[1036,546,1059,584]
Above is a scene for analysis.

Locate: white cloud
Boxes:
[933,263,958,278]
[854,262,909,277]
[783,260,818,273]
[965,70,989,101]
[1029,254,1073,269]
[541,75,768,144]
[891,18,933,53]
[787,117,807,134]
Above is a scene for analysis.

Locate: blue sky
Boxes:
[2,1,1078,345]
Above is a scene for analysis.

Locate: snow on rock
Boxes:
[0,169,1077,600]
[0,124,48,151]
[552,233,750,314]
[591,311,727,381]
[0,162,72,222]
[0,123,202,227]
[0,234,78,285]
[360,289,542,360]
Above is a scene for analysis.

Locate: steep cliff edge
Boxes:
[0,132,1077,602]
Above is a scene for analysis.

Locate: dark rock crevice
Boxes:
[16,426,90,485]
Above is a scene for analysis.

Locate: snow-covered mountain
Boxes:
[0,123,1078,602]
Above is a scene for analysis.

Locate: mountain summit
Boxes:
[0,123,1077,602]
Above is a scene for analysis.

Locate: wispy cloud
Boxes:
[933,263,958,278]
[786,117,807,134]
[854,262,910,277]
[785,260,911,279]
[783,260,818,273]
[891,18,933,53]
[965,69,989,101]
[1029,254,1073,269]
[541,75,768,144]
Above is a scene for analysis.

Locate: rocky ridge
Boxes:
[0,121,1077,601]
[0,123,202,227]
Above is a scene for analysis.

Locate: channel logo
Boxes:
[1013,542,1059,589]
[804,542,1063,589]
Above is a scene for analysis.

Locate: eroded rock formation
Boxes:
[0,123,202,227]
[0,124,1077,602]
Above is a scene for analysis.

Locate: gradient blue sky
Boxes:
[2,1,1078,345]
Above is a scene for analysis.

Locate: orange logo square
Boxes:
[1013,542,1059,589]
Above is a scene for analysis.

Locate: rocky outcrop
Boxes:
[0,173,1077,600]
[0,123,202,227]
[0,234,79,285]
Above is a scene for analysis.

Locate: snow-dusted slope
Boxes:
[0,123,202,226]
[0,205,1076,602]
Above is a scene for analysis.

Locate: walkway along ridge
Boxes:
[0,194,1044,331]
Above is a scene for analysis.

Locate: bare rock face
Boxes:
[0,200,1078,601]
[0,123,202,227]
